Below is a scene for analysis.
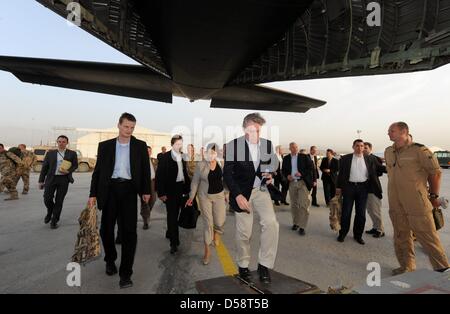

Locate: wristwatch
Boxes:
[429,193,439,199]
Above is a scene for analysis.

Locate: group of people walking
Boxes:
[85,114,449,288]
[9,111,445,289]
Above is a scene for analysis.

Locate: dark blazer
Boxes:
[223,136,279,212]
[368,154,387,199]
[39,149,78,186]
[310,154,320,182]
[156,150,191,197]
[89,136,151,210]
[337,154,385,199]
[320,157,339,184]
[281,153,314,191]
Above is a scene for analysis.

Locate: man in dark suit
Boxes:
[157,146,167,162]
[336,139,383,245]
[363,142,387,238]
[224,113,279,284]
[282,142,314,235]
[88,113,151,289]
[38,135,78,229]
[320,149,339,206]
[309,146,320,207]
[273,145,289,206]
[156,135,191,254]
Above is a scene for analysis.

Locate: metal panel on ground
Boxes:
[196,270,322,294]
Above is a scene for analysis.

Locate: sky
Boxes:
[1,1,450,153]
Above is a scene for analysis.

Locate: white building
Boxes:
[75,126,172,158]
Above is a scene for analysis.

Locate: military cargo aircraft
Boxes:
[1,0,450,113]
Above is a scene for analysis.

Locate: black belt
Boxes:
[111,178,131,183]
[349,181,368,186]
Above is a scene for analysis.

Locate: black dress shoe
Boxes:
[282,202,290,206]
[337,235,345,242]
[354,237,365,245]
[274,201,280,206]
[257,264,271,284]
[105,262,118,276]
[298,228,306,236]
[373,231,385,238]
[291,224,299,231]
[143,223,149,230]
[238,267,252,282]
[119,277,133,289]
[50,222,59,229]
[170,246,178,254]
[365,228,377,235]
[44,214,52,224]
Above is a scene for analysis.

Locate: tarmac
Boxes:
[0,170,449,294]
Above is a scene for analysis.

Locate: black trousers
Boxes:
[322,178,336,205]
[165,182,185,248]
[274,175,288,203]
[43,175,69,222]
[311,185,318,205]
[100,180,137,278]
[339,182,369,239]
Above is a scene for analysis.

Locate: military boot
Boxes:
[4,192,19,201]
[392,267,414,276]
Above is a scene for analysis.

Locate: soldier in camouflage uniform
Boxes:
[16,144,37,194]
[0,144,23,200]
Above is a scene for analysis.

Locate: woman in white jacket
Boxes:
[186,143,226,265]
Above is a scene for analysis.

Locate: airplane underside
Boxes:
[1,0,450,112]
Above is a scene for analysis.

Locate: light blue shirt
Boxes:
[111,139,132,179]
[291,154,300,180]
[55,149,66,175]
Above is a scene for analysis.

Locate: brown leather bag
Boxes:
[433,207,445,231]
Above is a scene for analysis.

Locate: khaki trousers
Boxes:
[198,192,226,245]
[389,187,449,271]
[366,193,384,232]
[140,180,157,223]
[235,188,279,269]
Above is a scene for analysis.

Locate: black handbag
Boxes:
[178,197,200,229]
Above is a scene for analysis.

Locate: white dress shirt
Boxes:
[349,154,368,183]
[246,140,261,188]
[276,153,283,170]
[150,159,155,180]
[171,150,185,182]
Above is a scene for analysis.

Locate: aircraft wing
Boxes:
[211,85,325,113]
[0,56,173,103]
[0,55,325,112]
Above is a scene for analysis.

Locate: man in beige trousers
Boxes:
[282,142,315,235]
[224,113,279,284]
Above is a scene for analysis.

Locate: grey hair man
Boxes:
[223,112,279,284]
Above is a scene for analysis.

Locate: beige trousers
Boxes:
[198,192,227,245]
[366,193,384,232]
[289,180,311,228]
[235,188,279,269]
